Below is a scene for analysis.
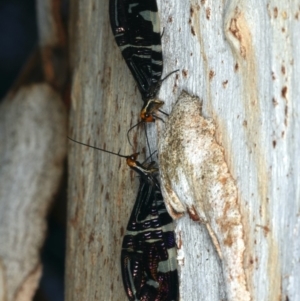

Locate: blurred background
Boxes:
[0,1,66,300]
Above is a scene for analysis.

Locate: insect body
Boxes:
[109,0,165,122]
[68,137,178,300]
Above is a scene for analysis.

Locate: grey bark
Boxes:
[66,0,300,300]
[0,85,67,301]
[66,1,146,301]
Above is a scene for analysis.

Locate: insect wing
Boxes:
[109,0,163,99]
[121,179,154,300]
[121,177,178,300]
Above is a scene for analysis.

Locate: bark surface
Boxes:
[66,1,300,300]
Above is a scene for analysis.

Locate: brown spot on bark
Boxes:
[177,231,183,249]
[274,7,278,18]
[224,234,233,247]
[256,224,270,237]
[190,6,194,17]
[249,257,254,264]
[284,105,288,126]
[191,26,196,35]
[281,86,288,99]
[230,18,241,42]
[209,70,215,80]
[222,80,228,88]
[281,65,286,75]
[182,69,188,77]
[219,176,227,185]
[206,8,211,20]
[234,63,239,72]
[187,206,200,221]
[273,140,277,148]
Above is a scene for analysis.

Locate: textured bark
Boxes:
[66,1,146,301]
[159,92,247,300]
[0,0,68,300]
[0,85,67,301]
[66,0,300,301]
[156,1,300,301]
[36,0,68,89]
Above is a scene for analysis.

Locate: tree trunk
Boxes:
[66,0,300,300]
[0,0,68,300]
[0,85,67,301]
[66,1,146,301]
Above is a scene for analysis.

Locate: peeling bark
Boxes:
[159,91,249,301]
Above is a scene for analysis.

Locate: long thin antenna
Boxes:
[161,69,179,83]
[158,109,169,117]
[143,123,152,161]
[127,120,143,147]
[142,150,157,165]
[152,113,165,123]
[68,136,129,158]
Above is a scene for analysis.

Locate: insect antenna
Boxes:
[127,122,153,161]
[127,121,143,147]
[68,136,128,158]
[152,69,178,117]
[160,69,179,83]
[152,112,166,122]
[143,123,153,161]
[126,117,155,161]
[142,150,157,165]
[157,109,169,117]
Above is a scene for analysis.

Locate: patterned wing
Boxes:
[109,0,163,100]
[121,177,178,301]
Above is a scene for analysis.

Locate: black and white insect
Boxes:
[109,0,177,124]
[68,137,178,301]
[121,155,178,301]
